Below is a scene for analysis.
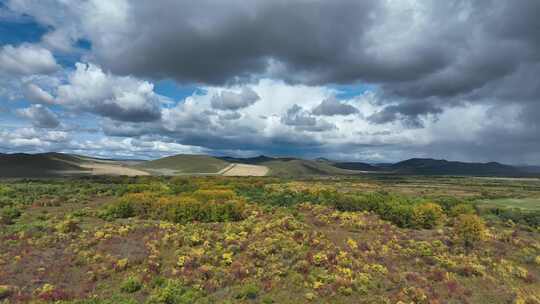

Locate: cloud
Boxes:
[0,44,59,75]
[3,0,540,164]
[211,88,260,110]
[281,104,336,132]
[220,112,242,120]
[56,63,163,122]
[23,83,55,104]
[312,97,358,116]
[16,104,60,128]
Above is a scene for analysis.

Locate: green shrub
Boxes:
[0,206,21,225]
[449,204,476,217]
[235,283,260,300]
[55,218,80,233]
[169,178,198,195]
[146,280,202,304]
[121,277,142,293]
[99,200,136,220]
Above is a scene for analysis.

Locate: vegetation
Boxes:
[0,175,539,303]
[138,155,229,174]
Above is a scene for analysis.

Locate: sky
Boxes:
[0,0,539,164]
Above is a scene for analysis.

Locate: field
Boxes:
[0,175,539,303]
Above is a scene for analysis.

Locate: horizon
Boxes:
[1,150,537,167]
[1,1,540,165]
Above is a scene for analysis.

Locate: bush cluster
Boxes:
[453,214,487,251]
[100,191,245,224]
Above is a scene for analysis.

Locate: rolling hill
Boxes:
[218,155,359,176]
[0,153,536,178]
[0,152,88,177]
[137,154,229,174]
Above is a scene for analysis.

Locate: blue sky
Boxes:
[1,0,539,165]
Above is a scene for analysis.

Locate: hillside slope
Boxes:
[0,152,88,177]
[138,154,229,174]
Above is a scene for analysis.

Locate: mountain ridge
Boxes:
[0,152,536,177]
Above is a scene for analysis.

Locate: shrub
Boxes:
[0,285,14,299]
[454,214,487,251]
[192,189,236,202]
[0,206,21,225]
[55,218,80,233]
[121,277,142,293]
[169,178,198,194]
[411,203,446,229]
[146,280,202,304]
[101,191,245,224]
[449,204,476,217]
[235,283,260,300]
[163,197,245,223]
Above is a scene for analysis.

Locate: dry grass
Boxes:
[80,163,150,176]
[221,164,269,176]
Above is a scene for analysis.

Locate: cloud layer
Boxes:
[0,0,539,164]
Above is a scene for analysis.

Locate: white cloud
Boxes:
[16,104,60,128]
[0,44,59,75]
[56,63,165,122]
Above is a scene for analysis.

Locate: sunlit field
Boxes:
[1,175,539,303]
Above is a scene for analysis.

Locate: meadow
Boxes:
[0,175,539,303]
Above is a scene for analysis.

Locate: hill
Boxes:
[218,155,359,176]
[331,161,380,171]
[389,158,520,176]
[138,154,229,174]
[0,152,88,177]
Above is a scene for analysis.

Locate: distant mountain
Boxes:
[218,155,275,164]
[0,152,88,177]
[332,161,380,171]
[388,158,520,176]
[1,152,535,178]
[518,166,540,174]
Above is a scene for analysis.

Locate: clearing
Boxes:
[221,163,269,176]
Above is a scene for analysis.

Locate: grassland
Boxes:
[0,175,539,303]
[137,155,230,175]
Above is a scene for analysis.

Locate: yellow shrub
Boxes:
[454,214,487,251]
[412,202,446,229]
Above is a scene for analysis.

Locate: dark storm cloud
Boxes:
[368,101,444,128]
[76,0,539,125]
[312,97,358,116]
[90,0,389,84]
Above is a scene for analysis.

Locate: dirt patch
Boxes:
[221,164,269,176]
[80,163,150,176]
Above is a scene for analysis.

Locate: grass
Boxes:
[138,155,229,174]
[261,159,355,176]
[0,175,539,303]
[476,198,540,211]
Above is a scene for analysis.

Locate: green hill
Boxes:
[0,152,88,177]
[138,154,229,174]
[249,159,357,177]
